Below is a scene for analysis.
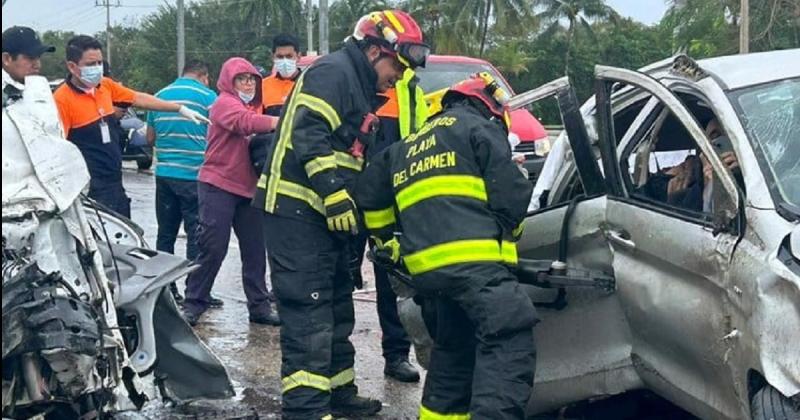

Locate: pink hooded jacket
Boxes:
[198,57,278,198]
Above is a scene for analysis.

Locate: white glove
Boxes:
[178,105,211,124]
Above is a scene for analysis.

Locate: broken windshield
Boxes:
[732,78,800,216]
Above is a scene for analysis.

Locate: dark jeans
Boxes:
[183,182,272,317]
[88,179,131,219]
[155,177,200,261]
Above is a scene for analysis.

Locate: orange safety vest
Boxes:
[261,73,297,116]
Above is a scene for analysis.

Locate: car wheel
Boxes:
[137,156,153,170]
[751,385,800,420]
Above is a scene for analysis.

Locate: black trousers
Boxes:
[418,264,537,420]
[263,214,359,419]
[155,177,200,261]
[88,179,131,219]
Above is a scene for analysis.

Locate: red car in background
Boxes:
[297,54,550,181]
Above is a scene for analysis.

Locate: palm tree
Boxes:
[329,0,389,49]
[408,0,534,56]
[535,0,618,75]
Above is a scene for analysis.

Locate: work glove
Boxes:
[324,190,359,234]
[374,237,401,265]
[511,223,525,241]
[178,105,211,125]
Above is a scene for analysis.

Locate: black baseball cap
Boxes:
[2,26,55,57]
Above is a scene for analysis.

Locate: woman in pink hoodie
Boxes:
[183,57,281,326]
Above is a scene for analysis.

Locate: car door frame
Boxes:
[591,64,746,419]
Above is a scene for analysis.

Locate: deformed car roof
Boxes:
[696,48,800,90]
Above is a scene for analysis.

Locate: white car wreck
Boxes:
[397,49,800,419]
[2,76,233,419]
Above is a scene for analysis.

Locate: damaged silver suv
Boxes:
[399,49,799,419]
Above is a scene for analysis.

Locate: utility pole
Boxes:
[177,0,185,77]
[306,0,315,55]
[96,0,120,66]
[319,0,328,55]
[739,0,749,54]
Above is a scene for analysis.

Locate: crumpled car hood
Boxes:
[2,76,89,219]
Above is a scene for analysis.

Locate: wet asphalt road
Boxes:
[124,165,423,419]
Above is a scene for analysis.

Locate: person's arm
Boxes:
[146,125,156,146]
[105,78,210,124]
[210,95,277,136]
[473,123,533,234]
[354,147,400,261]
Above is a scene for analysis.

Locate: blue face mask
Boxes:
[237,90,255,104]
[275,58,298,78]
[79,64,103,87]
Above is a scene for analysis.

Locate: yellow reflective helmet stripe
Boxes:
[404,239,504,275]
[384,10,405,33]
[282,370,331,393]
[419,404,470,419]
[330,368,355,389]
[304,154,337,177]
[295,93,342,130]
[264,74,307,212]
[396,175,487,212]
[277,180,325,214]
[364,207,396,229]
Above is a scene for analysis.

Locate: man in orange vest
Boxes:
[261,34,301,116]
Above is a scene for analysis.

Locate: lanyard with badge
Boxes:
[97,103,112,144]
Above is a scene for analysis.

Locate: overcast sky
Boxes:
[2,0,668,35]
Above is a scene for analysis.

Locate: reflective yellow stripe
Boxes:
[323,189,350,207]
[321,415,333,420]
[512,222,525,239]
[384,10,405,33]
[305,154,337,177]
[296,93,342,130]
[277,180,325,214]
[282,370,331,393]
[419,404,470,420]
[264,74,307,212]
[364,207,396,229]
[330,368,355,389]
[501,240,518,265]
[334,151,364,171]
[396,175,487,212]
[404,239,504,275]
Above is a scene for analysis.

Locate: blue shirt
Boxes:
[147,77,217,180]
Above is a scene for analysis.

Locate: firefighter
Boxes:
[366,67,428,382]
[252,10,429,419]
[354,73,537,419]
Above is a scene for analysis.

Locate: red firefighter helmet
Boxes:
[443,72,512,129]
[352,10,429,68]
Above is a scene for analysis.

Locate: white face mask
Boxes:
[274,58,298,78]
[237,89,255,104]
[79,64,104,87]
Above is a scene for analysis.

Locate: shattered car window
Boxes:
[733,78,800,209]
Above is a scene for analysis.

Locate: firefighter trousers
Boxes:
[262,213,359,419]
[418,264,538,420]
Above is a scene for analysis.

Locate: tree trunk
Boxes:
[479,0,492,57]
[564,21,574,76]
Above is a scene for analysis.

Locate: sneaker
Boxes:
[384,359,420,383]
[249,312,281,326]
[330,393,382,417]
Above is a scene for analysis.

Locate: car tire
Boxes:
[136,156,153,170]
[751,385,800,420]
